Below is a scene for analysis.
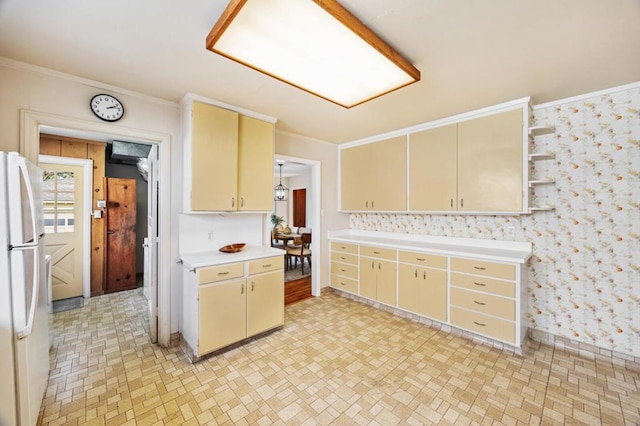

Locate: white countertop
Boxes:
[328,230,532,263]
[180,245,285,269]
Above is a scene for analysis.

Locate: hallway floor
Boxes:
[39,289,639,425]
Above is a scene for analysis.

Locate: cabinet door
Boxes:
[238,116,274,211]
[359,257,377,300]
[398,265,446,321]
[247,271,284,336]
[341,143,375,210]
[376,259,397,305]
[198,278,246,355]
[371,136,407,211]
[191,102,239,211]
[409,124,457,211]
[457,109,523,212]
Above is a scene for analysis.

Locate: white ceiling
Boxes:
[1,0,639,144]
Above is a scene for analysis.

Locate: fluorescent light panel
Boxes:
[206,0,420,108]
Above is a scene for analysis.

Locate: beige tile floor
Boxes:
[39,289,640,425]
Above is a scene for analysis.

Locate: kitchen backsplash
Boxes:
[350,85,640,357]
[179,213,266,254]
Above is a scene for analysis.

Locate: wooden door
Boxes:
[247,271,284,336]
[292,188,306,227]
[237,115,274,211]
[199,278,247,354]
[409,124,458,211]
[105,177,137,293]
[42,163,85,300]
[191,101,239,211]
[371,136,407,211]
[457,109,523,212]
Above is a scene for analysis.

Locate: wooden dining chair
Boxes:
[286,232,312,274]
[270,230,284,250]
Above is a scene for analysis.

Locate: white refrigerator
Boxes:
[0,151,50,426]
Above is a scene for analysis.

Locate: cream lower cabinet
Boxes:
[359,245,396,305]
[330,242,359,294]
[397,251,447,321]
[329,235,530,350]
[449,257,519,345]
[183,255,284,360]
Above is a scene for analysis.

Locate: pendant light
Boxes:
[274,163,289,201]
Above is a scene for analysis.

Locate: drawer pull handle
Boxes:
[341,256,346,260]
[263,264,272,268]
[341,282,346,286]
[416,258,425,261]
[473,321,486,327]
[474,266,486,270]
[217,271,229,276]
[473,282,486,287]
[473,300,486,306]
[373,251,380,254]
[341,269,346,272]
[341,246,346,249]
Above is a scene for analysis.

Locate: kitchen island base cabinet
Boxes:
[247,271,284,336]
[181,254,284,361]
[198,278,247,355]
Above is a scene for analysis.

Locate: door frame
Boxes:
[39,155,93,298]
[20,110,172,346]
[274,154,322,297]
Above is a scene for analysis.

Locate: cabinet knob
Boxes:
[232,197,235,207]
[451,199,453,208]
[423,271,426,280]
[241,197,244,207]
[241,283,244,294]
[251,281,255,291]
[414,269,418,278]
[460,198,464,208]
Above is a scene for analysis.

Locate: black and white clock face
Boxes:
[90,94,124,122]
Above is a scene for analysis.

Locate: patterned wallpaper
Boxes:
[350,85,640,357]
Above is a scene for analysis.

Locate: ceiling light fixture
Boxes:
[206,0,421,108]
[274,162,289,201]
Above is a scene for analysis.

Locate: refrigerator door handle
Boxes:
[16,156,40,243]
[15,244,39,340]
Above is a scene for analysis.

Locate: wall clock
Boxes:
[90,94,124,122]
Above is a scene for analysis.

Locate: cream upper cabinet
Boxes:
[409,124,458,211]
[457,109,523,212]
[185,99,275,212]
[191,101,239,211]
[238,115,275,211]
[341,136,406,211]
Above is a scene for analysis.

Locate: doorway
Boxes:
[22,110,168,345]
[274,155,322,298]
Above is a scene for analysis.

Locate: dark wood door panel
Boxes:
[105,177,137,293]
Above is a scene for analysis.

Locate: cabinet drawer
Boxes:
[450,258,515,281]
[331,251,358,265]
[450,287,515,320]
[398,250,446,269]
[450,272,515,298]
[331,241,358,254]
[331,262,358,280]
[450,307,515,343]
[248,256,283,275]
[331,275,358,294]
[197,262,244,284]
[360,245,396,260]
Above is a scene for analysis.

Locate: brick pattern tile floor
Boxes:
[38,288,640,425]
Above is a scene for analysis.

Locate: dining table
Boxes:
[274,233,300,249]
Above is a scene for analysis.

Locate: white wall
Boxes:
[275,131,350,288]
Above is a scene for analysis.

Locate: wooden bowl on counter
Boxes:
[218,243,246,253]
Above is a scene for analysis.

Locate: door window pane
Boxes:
[42,170,75,233]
